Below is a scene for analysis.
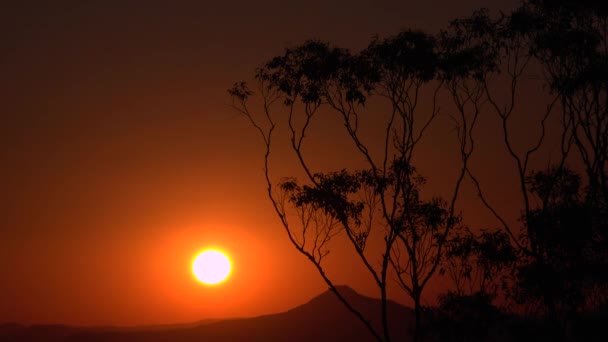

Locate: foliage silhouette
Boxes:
[230,1,608,341]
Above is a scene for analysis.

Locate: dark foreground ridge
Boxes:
[0,286,413,342]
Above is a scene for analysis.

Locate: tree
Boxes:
[523,0,608,201]
[442,227,516,298]
[523,2,608,286]
[229,1,608,341]
[436,2,608,338]
[229,33,464,341]
[514,165,608,337]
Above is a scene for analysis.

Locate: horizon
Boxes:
[0,284,416,341]
[1,285,380,327]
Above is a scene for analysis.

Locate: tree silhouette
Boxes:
[435,2,608,339]
[513,166,607,337]
[229,34,463,341]
[230,1,608,341]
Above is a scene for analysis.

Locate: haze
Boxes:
[1,0,520,326]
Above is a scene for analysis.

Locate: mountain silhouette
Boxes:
[1,286,413,342]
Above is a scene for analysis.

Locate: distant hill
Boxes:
[0,286,413,342]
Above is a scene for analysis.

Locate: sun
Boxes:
[192,250,231,285]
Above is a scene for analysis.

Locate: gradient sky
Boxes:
[1,0,536,326]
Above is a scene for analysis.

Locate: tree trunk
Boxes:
[413,294,422,342]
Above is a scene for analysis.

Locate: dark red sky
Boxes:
[0,0,537,326]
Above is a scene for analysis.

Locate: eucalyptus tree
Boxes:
[512,1,608,324]
[228,1,608,340]
[524,0,608,197]
[439,0,608,331]
[229,31,465,342]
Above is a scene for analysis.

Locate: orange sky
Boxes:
[0,0,545,326]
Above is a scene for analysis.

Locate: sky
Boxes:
[0,0,533,326]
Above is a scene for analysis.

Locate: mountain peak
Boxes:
[300,285,365,309]
[331,285,357,293]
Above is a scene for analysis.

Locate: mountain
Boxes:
[1,286,413,342]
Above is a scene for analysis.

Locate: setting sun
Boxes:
[192,250,231,285]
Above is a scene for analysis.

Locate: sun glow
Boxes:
[192,250,231,285]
